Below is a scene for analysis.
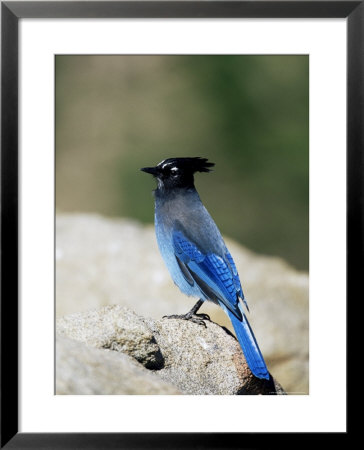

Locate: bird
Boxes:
[141,157,269,380]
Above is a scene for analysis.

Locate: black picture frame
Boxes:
[1,1,357,447]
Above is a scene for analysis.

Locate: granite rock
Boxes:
[57,305,164,369]
[56,334,180,395]
[57,306,284,395]
[56,213,308,393]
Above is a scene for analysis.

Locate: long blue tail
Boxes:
[227,308,269,380]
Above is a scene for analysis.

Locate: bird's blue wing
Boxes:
[225,250,249,311]
[173,230,243,320]
[173,230,268,379]
[225,251,244,298]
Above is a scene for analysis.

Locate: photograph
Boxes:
[2,0,355,444]
[55,54,309,396]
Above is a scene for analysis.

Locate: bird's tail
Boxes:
[226,308,269,380]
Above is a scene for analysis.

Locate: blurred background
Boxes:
[56,55,309,393]
[56,55,308,270]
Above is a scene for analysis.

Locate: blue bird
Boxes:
[141,157,269,380]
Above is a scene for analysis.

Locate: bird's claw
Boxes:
[187,315,208,327]
[162,313,210,328]
[195,313,211,321]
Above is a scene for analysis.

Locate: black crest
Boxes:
[141,157,215,191]
[159,157,215,173]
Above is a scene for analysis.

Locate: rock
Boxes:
[57,306,284,395]
[57,306,164,370]
[56,334,180,395]
[56,213,308,394]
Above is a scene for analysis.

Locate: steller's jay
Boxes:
[141,157,269,379]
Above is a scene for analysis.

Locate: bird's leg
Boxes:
[188,299,211,321]
[163,299,211,327]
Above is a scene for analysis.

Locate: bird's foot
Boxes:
[162,312,211,328]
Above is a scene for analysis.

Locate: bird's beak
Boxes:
[140,166,159,176]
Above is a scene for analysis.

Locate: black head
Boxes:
[141,157,214,191]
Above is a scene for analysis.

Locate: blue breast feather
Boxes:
[173,230,246,319]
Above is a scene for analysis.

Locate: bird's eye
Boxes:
[170,167,179,176]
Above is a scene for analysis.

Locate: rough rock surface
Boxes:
[56,213,308,393]
[57,306,284,395]
[56,334,180,395]
[57,306,164,369]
